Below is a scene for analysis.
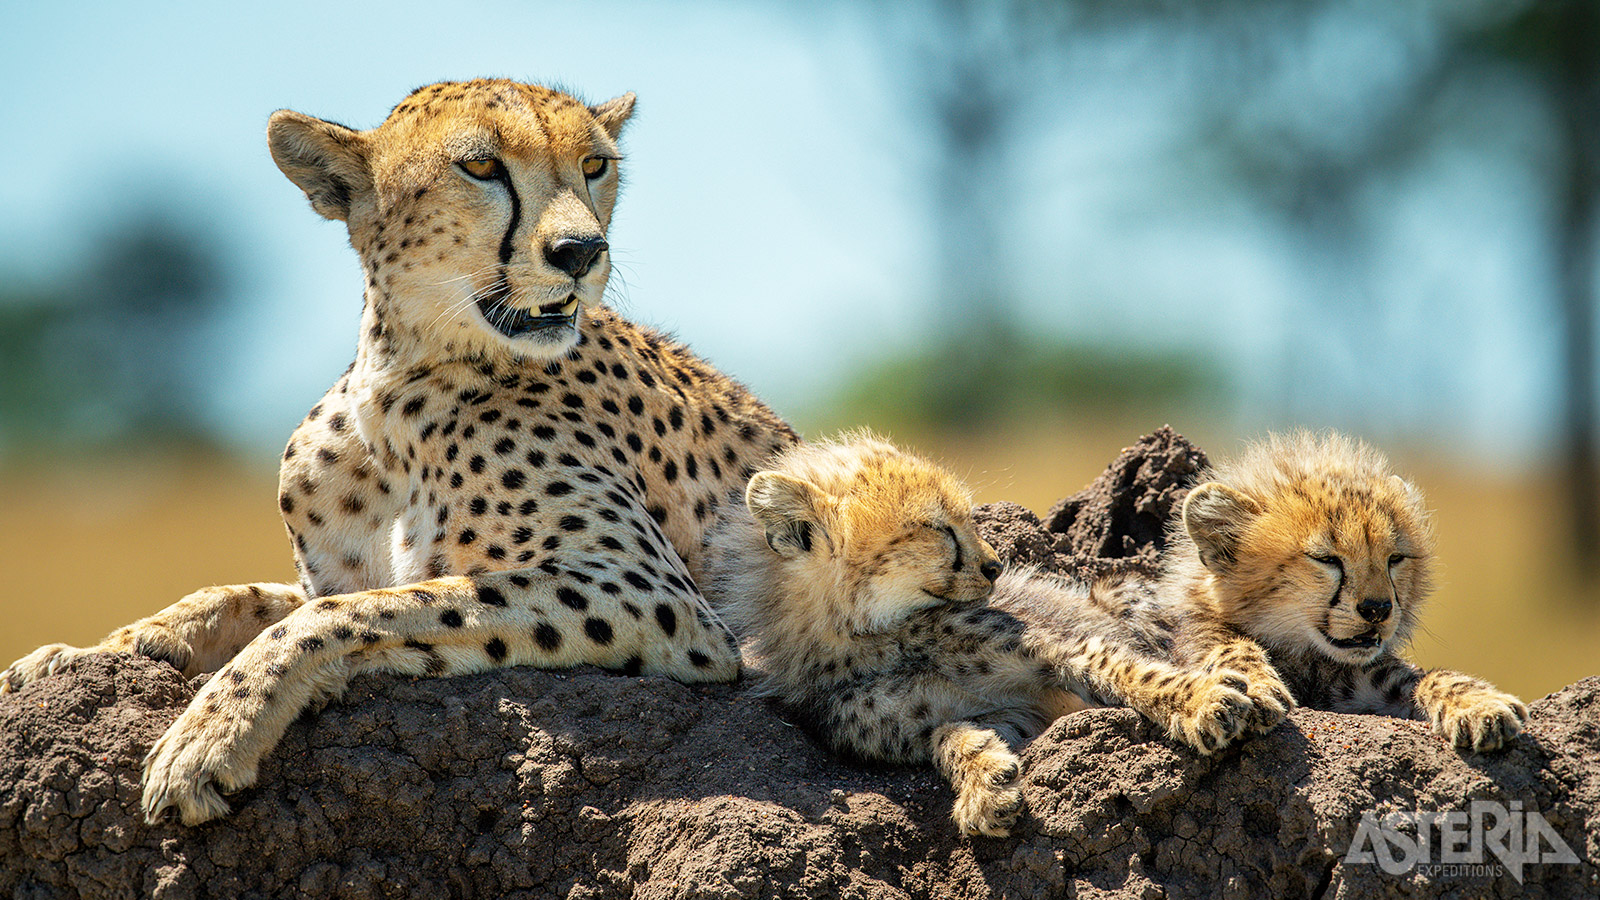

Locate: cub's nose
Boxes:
[977,540,1003,583]
[1356,596,1392,624]
[544,236,608,278]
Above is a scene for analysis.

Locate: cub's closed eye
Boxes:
[459,158,503,180]
[941,524,965,572]
[582,157,609,179]
[1310,554,1343,570]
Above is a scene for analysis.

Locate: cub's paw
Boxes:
[1170,670,1255,754]
[1197,645,1295,735]
[1,644,86,693]
[141,700,257,826]
[1431,690,1528,753]
[1238,668,1296,735]
[951,747,1024,838]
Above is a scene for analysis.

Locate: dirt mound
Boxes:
[4,429,1595,899]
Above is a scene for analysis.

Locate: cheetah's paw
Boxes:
[2,626,194,695]
[1170,670,1255,754]
[141,706,258,826]
[2,644,92,693]
[1239,667,1296,735]
[1432,690,1528,753]
[951,746,1024,838]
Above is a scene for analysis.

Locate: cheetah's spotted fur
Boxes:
[2,79,797,825]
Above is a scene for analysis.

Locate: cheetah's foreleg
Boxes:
[141,567,740,825]
[1,582,305,693]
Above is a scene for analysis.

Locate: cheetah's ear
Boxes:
[589,92,636,141]
[267,110,373,222]
[746,471,833,559]
[1183,482,1260,573]
[1389,474,1425,509]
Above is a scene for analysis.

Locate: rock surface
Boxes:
[3,428,1596,899]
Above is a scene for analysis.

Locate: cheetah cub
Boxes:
[704,435,1273,837]
[999,431,1527,755]
[1155,431,1527,750]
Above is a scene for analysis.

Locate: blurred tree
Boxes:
[78,209,227,440]
[834,0,1219,426]
[1507,0,1600,574]
[0,203,229,452]
[827,334,1223,433]
[849,0,1071,424]
[0,290,79,442]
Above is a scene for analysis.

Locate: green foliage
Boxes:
[815,323,1226,432]
[0,205,229,452]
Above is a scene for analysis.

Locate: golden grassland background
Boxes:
[3,420,1597,702]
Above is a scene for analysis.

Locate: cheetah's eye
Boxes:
[459,158,503,180]
[940,524,965,572]
[1388,553,1407,567]
[1309,554,1343,572]
[582,157,609,179]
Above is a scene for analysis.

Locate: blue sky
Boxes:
[0,0,1571,462]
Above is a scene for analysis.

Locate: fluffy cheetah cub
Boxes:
[1001,432,1527,754]
[704,435,1271,837]
[1160,431,1527,750]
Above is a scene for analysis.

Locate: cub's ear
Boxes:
[1183,482,1260,572]
[746,471,832,558]
[267,110,373,222]
[589,92,636,141]
[1389,474,1425,508]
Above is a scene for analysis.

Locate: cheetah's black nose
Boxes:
[1356,596,1392,623]
[545,236,608,278]
[979,559,1003,583]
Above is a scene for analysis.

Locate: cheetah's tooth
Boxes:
[561,297,579,317]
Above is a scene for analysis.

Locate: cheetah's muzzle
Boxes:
[476,291,579,340]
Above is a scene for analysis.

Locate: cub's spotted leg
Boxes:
[1045,636,1256,754]
[142,565,739,825]
[1192,635,1296,735]
[1,583,306,693]
[932,721,1025,838]
[925,608,1258,756]
[1352,658,1527,752]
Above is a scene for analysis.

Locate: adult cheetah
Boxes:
[1,79,797,825]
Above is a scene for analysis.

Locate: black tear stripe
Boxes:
[496,169,522,266]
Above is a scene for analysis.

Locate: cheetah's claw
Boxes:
[2,644,89,693]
